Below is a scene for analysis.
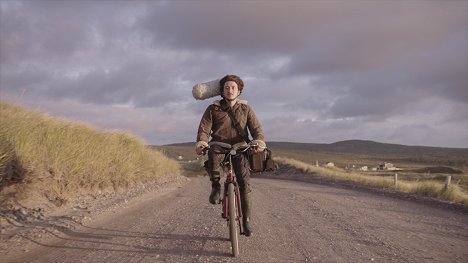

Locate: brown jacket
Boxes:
[197,99,265,145]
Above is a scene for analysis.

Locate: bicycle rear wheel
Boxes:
[228,183,239,257]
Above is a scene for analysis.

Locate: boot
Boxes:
[209,178,221,204]
[241,192,253,236]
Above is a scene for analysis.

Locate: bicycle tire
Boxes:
[228,183,239,257]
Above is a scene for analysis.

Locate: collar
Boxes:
[213,99,248,107]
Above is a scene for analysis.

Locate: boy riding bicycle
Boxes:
[195,74,266,237]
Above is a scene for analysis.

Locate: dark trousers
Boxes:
[205,145,252,194]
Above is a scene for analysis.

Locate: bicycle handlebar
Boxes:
[202,141,260,155]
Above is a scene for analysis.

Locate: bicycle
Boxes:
[204,141,256,257]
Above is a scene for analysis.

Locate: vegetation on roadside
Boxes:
[275,157,468,205]
[0,101,180,206]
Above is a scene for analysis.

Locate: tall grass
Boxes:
[275,156,468,205]
[0,101,180,204]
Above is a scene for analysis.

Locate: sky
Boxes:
[1,0,467,148]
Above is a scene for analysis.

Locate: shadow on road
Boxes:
[6,214,231,259]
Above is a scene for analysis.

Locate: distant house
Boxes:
[377,162,395,170]
[177,155,183,160]
[360,166,368,171]
[326,162,335,168]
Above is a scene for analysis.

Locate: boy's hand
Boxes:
[195,141,209,155]
[250,140,266,153]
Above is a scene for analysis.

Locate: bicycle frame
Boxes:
[205,142,257,257]
[206,142,254,229]
[221,152,244,234]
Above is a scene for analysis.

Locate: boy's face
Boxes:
[223,81,240,101]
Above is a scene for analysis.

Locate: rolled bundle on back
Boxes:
[192,78,221,100]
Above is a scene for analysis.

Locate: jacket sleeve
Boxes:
[246,105,265,141]
[196,106,212,142]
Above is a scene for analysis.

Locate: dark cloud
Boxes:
[138,1,315,53]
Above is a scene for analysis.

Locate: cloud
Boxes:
[1,1,467,147]
[138,2,316,53]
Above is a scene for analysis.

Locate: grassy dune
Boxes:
[0,101,180,206]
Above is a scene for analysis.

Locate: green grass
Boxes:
[0,101,181,206]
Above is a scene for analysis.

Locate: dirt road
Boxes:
[3,176,467,263]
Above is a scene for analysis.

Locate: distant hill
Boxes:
[160,140,468,168]
[163,140,468,157]
[267,140,468,157]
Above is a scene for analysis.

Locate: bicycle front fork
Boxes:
[221,182,244,221]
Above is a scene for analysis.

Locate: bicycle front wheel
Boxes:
[228,183,239,257]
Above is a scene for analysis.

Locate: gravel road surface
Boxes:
[2,176,467,263]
